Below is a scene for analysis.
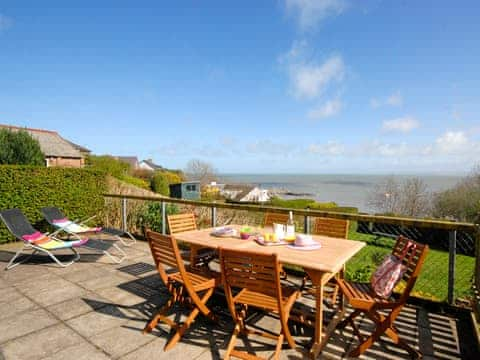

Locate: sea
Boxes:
[218,174,462,213]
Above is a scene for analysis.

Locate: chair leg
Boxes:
[99,243,127,264]
[5,245,33,270]
[224,324,241,359]
[115,233,136,247]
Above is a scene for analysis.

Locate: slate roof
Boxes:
[141,159,164,170]
[0,124,84,158]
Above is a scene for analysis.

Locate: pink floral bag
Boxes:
[370,240,417,298]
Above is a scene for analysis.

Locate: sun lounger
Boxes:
[41,206,136,247]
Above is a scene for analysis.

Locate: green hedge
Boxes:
[0,166,107,243]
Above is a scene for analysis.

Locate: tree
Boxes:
[0,129,45,165]
[368,176,431,217]
[432,165,480,222]
[184,159,217,186]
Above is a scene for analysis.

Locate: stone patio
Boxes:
[0,237,477,359]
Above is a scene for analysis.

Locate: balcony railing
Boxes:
[103,193,480,311]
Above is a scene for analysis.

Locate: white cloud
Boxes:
[0,14,13,32]
[435,131,470,154]
[285,0,347,31]
[386,92,403,106]
[246,139,295,156]
[307,98,342,119]
[308,141,344,155]
[360,141,411,157]
[370,91,403,108]
[382,116,419,133]
[287,52,345,99]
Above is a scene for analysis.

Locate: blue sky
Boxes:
[1,1,479,174]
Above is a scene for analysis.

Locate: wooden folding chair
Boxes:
[302,217,350,305]
[219,248,301,360]
[263,212,289,227]
[167,213,217,269]
[143,230,220,351]
[336,236,429,357]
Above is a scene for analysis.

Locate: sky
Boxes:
[1,0,479,174]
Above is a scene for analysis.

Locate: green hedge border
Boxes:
[0,165,107,243]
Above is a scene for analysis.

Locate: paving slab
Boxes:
[0,295,38,321]
[77,273,136,292]
[1,323,84,360]
[66,305,130,338]
[19,279,86,307]
[40,342,111,360]
[88,320,154,359]
[0,309,58,344]
[46,292,110,321]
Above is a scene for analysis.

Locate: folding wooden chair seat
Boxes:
[143,230,220,351]
[219,248,301,360]
[167,213,217,269]
[336,236,429,357]
[302,217,349,305]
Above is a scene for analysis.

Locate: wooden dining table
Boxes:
[174,225,365,359]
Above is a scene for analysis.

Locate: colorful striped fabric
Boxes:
[22,231,88,250]
[52,218,102,233]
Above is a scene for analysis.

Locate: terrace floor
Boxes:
[0,237,477,360]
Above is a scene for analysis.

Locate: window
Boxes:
[186,184,197,191]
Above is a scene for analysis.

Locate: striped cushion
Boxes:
[22,232,88,249]
[53,219,101,233]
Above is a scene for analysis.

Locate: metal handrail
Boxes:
[103,193,478,231]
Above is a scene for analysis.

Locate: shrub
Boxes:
[119,175,150,190]
[0,129,45,166]
[0,166,106,243]
[137,202,179,233]
[85,155,130,178]
[150,170,183,196]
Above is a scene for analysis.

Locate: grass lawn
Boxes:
[346,232,475,302]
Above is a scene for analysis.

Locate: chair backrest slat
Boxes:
[146,230,185,284]
[392,236,428,300]
[220,249,280,298]
[0,208,37,239]
[312,217,349,239]
[167,213,197,234]
[263,213,289,227]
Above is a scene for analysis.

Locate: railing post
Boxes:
[161,201,166,235]
[304,207,310,234]
[448,230,457,305]
[121,197,127,232]
[211,204,217,227]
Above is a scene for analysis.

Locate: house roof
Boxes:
[116,156,139,168]
[65,139,91,153]
[140,159,164,170]
[222,184,256,201]
[0,124,83,158]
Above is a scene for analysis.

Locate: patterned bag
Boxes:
[371,240,417,298]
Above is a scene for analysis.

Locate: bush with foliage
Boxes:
[119,175,150,190]
[150,170,183,195]
[432,167,480,223]
[137,202,179,233]
[0,166,106,243]
[0,129,45,166]
[85,155,130,178]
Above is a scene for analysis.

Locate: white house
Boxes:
[221,184,271,203]
[138,159,164,171]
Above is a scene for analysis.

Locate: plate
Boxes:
[287,243,321,251]
[210,227,237,237]
[254,236,288,246]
